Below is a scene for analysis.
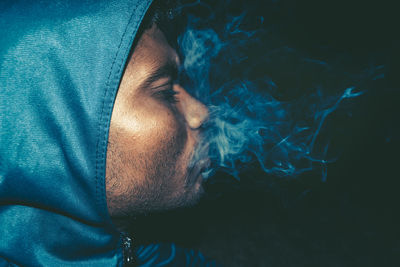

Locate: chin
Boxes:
[188,182,205,205]
[176,180,204,209]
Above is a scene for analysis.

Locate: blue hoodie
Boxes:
[0,0,217,266]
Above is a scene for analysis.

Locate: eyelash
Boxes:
[159,84,179,104]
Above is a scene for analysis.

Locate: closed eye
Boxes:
[152,81,179,104]
[160,87,179,103]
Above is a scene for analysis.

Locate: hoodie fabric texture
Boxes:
[0,0,215,266]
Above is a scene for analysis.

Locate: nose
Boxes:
[175,85,209,130]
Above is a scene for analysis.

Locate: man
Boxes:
[0,0,212,265]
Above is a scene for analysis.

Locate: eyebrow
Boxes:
[140,59,179,89]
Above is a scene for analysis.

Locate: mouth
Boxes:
[189,138,211,183]
[188,157,211,185]
[198,158,212,179]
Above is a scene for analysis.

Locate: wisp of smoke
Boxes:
[177,4,364,181]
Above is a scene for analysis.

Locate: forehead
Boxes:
[126,24,180,77]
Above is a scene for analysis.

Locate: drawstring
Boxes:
[121,233,136,266]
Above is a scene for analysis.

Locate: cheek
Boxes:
[121,105,188,182]
[107,95,194,213]
[139,108,186,156]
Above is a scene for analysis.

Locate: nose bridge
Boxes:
[177,85,209,130]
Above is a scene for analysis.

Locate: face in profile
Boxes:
[106,24,209,218]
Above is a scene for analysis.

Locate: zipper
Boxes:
[121,233,135,266]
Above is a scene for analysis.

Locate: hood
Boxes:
[0,0,152,265]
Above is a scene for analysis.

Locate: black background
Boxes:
[134,0,400,266]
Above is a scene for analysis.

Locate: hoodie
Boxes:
[0,0,209,266]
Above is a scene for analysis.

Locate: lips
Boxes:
[189,138,210,182]
[197,157,212,180]
[196,157,211,176]
[188,157,211,185]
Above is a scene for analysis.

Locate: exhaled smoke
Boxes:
[177,5,366,181]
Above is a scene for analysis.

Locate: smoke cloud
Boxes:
[176,2,367,181]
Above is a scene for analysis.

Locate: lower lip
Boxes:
[194,173,204,191]
[195,171,204,183]
[190,168,204,187]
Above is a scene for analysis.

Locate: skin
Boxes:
[105,24,209,220]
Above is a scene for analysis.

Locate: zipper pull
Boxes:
[122,233,135,266]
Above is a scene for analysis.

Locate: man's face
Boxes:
[106,24,209,218]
